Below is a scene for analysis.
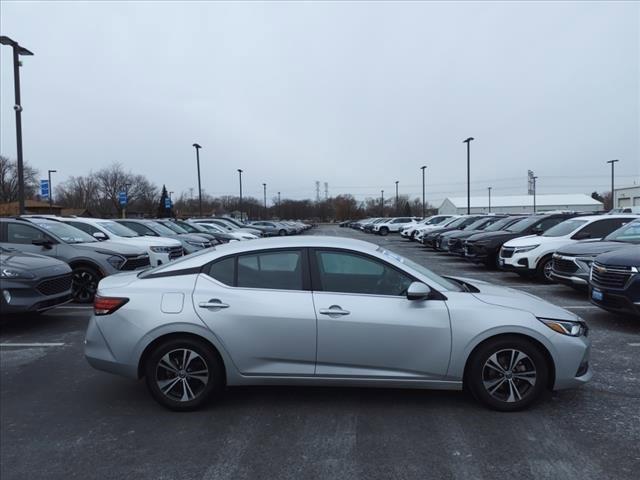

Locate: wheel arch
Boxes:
[462,333,556,391]
[68,259,105,276]
[136,330,228,386]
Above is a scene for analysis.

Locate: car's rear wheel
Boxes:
[72,266,101,303]
[278,229,287,236]
[144,337,224,411]
[379,227,389,236]
[466,336,548,411]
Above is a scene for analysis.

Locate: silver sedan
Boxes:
[85,236,591,411]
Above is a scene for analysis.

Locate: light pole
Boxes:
[381,190,384,216]
[533,176,538,213]
[420,166,426,218]
[1,36,34,215]
[463,137,474,214]
[192,143,203,217]
[47,169,57,213]
[237,169,243,221]
[278,191,281,218]
[169,191,173,200]
[607,159,619,210]
[487,186,492,213]
[395,181,399,214]
[262,183,267,219]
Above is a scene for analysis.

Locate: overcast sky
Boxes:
[1,1,638,205]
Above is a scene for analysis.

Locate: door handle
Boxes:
[198,299,230,310]
[319,305,350,316]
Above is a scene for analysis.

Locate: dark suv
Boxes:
[589,245,640,317]
[463,213,578,268]
[551,219,640,290]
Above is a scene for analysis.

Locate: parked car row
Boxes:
[0,215,311,312]
[348,213,640,318]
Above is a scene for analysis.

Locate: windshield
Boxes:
[442,217,469,228]
[506,216,545,233]
[176,221,199,233]
[604,221,640,244]
[543,219,588,237]
[34,221,97,244]
[426,216,449,225]
[484,217,521,232]
[376,247,462,291]
[148,221,179,236]
[157,221,188,234]
[98,221,139,238]
[465,218,494,230]
[199,223,225,233]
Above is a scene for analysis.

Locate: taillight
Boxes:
[93,296,129,316]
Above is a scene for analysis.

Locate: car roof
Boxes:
[566,214,639,222]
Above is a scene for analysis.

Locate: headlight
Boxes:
[150,246,172,253]
[0,267,35,279]
[632,266,640,273]
[107,255,125,270]
[514,244,540,253]
[186,240,206,248]
[538,317,588,337]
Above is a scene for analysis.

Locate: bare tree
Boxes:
[0,155,39,202]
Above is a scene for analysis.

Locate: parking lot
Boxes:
[1,224,639,480]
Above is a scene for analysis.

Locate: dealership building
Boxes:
[437,194,603,215]
[613,185,640,209]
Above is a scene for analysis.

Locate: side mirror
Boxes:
[93,232,108,241]
[407,281,431,300]
[32,238,53,249]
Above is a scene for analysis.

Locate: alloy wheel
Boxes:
[155,348,210,402]
[543,260,554,282]
[72,269,99,303]
[482,349,537,403]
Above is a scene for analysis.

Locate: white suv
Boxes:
[372,217,418,236]
[499,215,638,282]
[414,216,461,242]
[401,215,454,240]
[61,217,183,266]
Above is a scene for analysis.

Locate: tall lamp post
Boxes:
[237,169,243,221]
[420,165,426,218]
[192,143,203,217]
[262,183,267,219]
[395,181,399,214]
[532,176,538,213]
[278,191,281,218]
[487,186,492,213]
[381,190,384,216]
[1,36,34,215]
[463,137,474,214]
[47,169,57,213]
[607,159,619,210]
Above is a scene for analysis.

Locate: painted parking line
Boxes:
[629,343,640,347]
[0,342,65,348]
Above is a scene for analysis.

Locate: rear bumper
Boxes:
[84,316,138,378]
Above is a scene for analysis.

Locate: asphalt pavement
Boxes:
[1,224,639,480]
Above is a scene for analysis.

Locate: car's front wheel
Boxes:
[466,336,548,411]
[144,337,224,411]
[72,265,101,303]
[379,227,389,236]
[278,229,287,236]
[536,255,555,283]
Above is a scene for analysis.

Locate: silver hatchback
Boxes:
[85,236,591,411]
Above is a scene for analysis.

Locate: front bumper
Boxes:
[589,281,640,317]
[0,275,73,314]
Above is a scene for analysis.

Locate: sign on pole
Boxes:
[164,197,171,209]
[40,179,49,200]
[118,191,128,206]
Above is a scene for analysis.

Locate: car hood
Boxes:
[176,234,211,243]
[555,240,634,257]
[73,241,146,256]
[593,245,640,267]
[126,236,181,248]
[503,234,568,248]
[0,250,71,274]
[446,229,482,240]
[466,230,518,243]
[453,276,578,321]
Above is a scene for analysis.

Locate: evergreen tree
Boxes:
[157,184,172,217]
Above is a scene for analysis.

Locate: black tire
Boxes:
[535,255,555,283]
[72,265,101,304]
[278,229,287,236]
[466,336,548,412]
[379,227,389,236]
[144,337,224,411]
[410,231,416,240]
